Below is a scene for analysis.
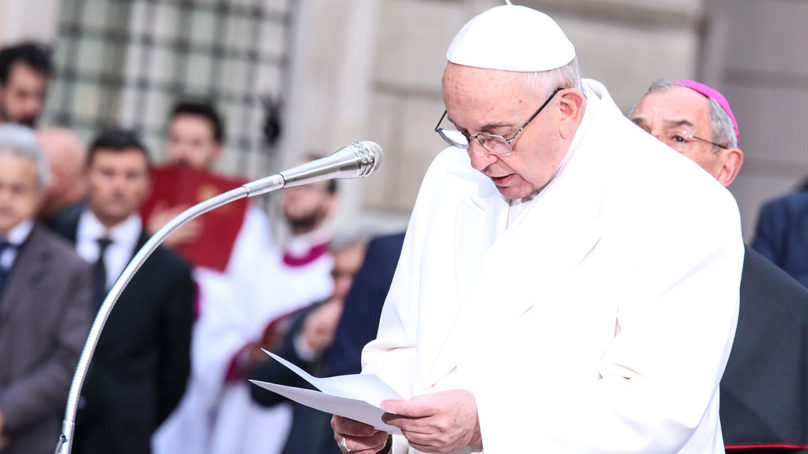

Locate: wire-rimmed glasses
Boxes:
[656,130,728,151]
[434,88,562,156]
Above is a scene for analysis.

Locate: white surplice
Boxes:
[205,230,334,454]
[363,79,744,454]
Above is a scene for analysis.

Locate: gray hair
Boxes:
[521,57,582,98]
[644,79,737,150]
[329,227,372,253]
[0,123,49,187]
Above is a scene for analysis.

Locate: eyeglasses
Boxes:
[434,88,562,156]
[656,130,728,151]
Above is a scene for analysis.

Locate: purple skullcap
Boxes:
[676,79,739,144]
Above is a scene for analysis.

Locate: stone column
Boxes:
[702,0,808,239]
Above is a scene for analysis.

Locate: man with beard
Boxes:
[0,42,51,127]
[205,155,339,454]
[52,129,195,454]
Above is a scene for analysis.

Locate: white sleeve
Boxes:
[361,149,460,398]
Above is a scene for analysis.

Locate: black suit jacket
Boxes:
[720,247,808,453]
[53,216,195,454]
[752,191,808,287]
[326,232,405,377]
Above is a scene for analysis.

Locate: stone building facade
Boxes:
[1,0,803,239]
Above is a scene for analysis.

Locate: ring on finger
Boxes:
[339,436,352,453]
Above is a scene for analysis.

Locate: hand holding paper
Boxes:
[251,351,484,452]
[382,390,483,452]
[331,415,391,454]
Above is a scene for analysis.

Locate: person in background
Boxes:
[0,123,91,454]
[752,188,808,288]
[249,230,405,454]
[206,157,339,454]
[51,129,195,454]
[0,42,51,127]
[143,100,228,249]
[37,127,88,228]
[324,231,405,378]
[250,232,369,454]
[150,100,276,454]
[630,79,808,453]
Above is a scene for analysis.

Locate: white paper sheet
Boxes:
[249,350,404,435]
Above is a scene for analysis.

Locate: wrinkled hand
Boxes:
[147,203,202,247]
[331,415,390,453]
[381,389,482,453]
[302,298,343,353]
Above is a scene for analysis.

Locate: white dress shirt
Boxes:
[76,210,142,290]
[0,218,34,270]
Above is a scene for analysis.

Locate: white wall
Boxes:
[0,0,61,45]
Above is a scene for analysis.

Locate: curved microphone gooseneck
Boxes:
[54,141,383,454]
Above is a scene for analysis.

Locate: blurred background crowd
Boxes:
[0,0,806,454]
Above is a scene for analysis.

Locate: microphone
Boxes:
[244,141,384,197]
[54,140,383,454]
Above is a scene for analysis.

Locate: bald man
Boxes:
[37,127,88,228]
[631,79,808,453]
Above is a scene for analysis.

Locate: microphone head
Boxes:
[243,140,385,197]
[354,141,384,177]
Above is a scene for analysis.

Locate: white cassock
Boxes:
[153,205,277,454]
[206,231,334,454]
[363,79,744,454]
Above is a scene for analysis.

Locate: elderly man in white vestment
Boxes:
[331,4,744,454]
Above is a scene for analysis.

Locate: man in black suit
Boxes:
[0,124,92,454]
[631,80,808,453]
[52,129,195,454]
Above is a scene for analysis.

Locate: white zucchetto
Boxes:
[446,4,576,72]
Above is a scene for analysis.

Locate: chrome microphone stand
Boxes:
[54,174,284,454]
